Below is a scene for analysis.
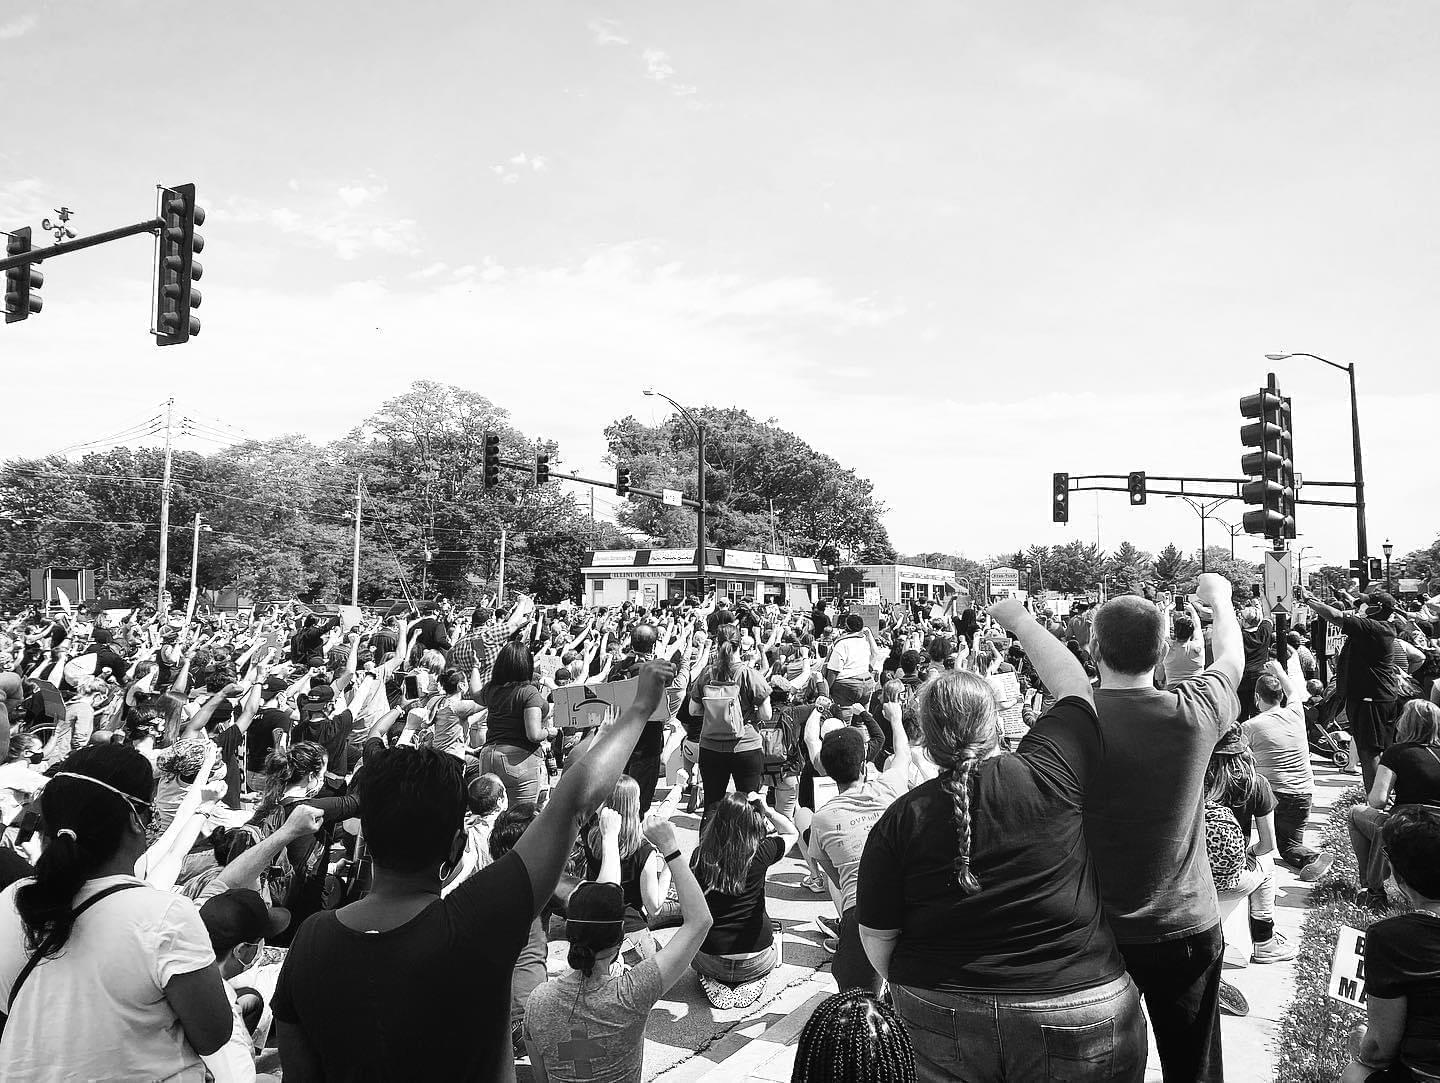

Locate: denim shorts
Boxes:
[893,973,1147,1083]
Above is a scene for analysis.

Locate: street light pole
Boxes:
[1265,352,1368,566]
[644,389,707,592]
[1383,538,1394,591]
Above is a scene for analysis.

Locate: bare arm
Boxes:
[211,805,323,892]
[643,816,714,994]
[989,598,1092,705]
[278,1021,325,1083]
[510,661,674,917]
[1199,574,1244,688]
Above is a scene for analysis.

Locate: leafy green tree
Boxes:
[1105,541,1154,595]
[1152,543,1198,590]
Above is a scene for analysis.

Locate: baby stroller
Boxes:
[1305,700,1352,769]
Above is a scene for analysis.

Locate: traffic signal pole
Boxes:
[0,215,163,272]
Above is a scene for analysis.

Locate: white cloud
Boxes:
[337,182,386,208]
[0,177,45,221]
[0,14,37,40]
[491,153,548,184]
[642,49,675,82]
[587,18,628,46]
[219,182,417,261]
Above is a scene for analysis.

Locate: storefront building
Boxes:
[831,563,958,605]
[582,547,827,609]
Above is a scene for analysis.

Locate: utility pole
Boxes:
[769,498,777,552]
[497,526,507,601]
[351,473,362,607]
[184,513,203,625]
[156,398,174,613]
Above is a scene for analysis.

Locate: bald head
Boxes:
[1092,596,1166,676]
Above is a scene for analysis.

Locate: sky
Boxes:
[2,0,1437,574]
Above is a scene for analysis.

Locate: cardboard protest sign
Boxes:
[1327,925,1367,1008]
[550,679,671,729]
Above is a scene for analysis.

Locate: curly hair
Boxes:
[914,670,1002,895]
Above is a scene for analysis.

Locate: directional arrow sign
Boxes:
[1263,550,1293,617]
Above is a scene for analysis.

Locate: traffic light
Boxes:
[4,227,42,324]
[1369,557,1383,583]
[1127,471,1147,506]
[483,434,501,488]
[616,464,632,497]
[1239,386,1295,540]
[1349,559,1366,584]
[153,182,204,346]
[534,452,550,485]
[1052,472,1069,523]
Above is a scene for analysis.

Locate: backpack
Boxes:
[700,679,746,742]
[1203,803,1245,892]
[757,702,799,767]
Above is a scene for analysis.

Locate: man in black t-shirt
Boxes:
[1299,586,1402,789]
[1347,806,1440,1080]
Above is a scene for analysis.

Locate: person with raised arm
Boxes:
[272,659,674,1083]
[857,598,1145,1082]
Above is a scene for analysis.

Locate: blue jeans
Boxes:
[692,941,778,985]
[893,974,1147,1083]
[478,743,544,807]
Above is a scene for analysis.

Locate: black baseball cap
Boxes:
[199,888,290,957]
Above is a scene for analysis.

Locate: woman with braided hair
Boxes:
[791,988,916,1083]
[856,599,1146,1082]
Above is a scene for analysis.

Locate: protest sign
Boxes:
[1327,925,1367,1008]
[550,678,671,729]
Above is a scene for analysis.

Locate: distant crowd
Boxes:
[0,575,1436,1083]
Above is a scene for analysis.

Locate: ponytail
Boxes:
[254,741,326,821]
[16,745,154,957]
[712,626,741,683]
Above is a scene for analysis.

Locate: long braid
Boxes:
[914,670,1001,897]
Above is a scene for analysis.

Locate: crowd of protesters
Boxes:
[0,571,1436,1083]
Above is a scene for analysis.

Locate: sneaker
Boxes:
[1252,933,1299,964]
[821,938,839,955]
[816,914,841,938]
[1218,979,1250,1017]
[800,874,827,895]
[1299,853,1335,882]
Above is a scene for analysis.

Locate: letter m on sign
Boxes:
[1338,977,1359,1001]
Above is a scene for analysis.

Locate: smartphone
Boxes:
[403,675,420,700]
[1174,595,1187,611]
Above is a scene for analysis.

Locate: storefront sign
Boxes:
[792,557,820,573]
[605,571,676,579]
[590,550,636,567]
[724,550,763,570]
[648,548,695,565]
[988,567,1020,593]
[763,553,792,571]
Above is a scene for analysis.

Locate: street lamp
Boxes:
[1383,538,1394,590]
[1264,352,1368,570]
[1214,518,1246,562]
[187,513,213,623]
[642,388,707,591]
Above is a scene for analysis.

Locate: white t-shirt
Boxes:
[203,981,257,1083]
[811,772,907,912]
[827,635,873,681]
[0,874,216,1083]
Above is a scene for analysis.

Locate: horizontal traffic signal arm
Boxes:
[488,459,710,510]
[0,216,165,273]
[1062,473,1358,509]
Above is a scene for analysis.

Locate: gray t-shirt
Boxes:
[525,959,663,1082]
[1086,670,1237,944]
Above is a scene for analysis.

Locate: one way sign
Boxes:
[1263,550,1293,617]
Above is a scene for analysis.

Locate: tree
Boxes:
[1152,543,1198,590]
[603,407,895,562]
[1398,536,1440,583]
[1105,541,1154,596]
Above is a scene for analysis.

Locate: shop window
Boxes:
[627,579,639,591]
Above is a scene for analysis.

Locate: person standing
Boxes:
[1084,573,1244,1082]
[1237,607,1273,723]
[605,624,672,813]
[1244,661,1331,879]
[1296,587,1403,790]
[824,615,878,710]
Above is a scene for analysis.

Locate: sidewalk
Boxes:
[651,760,1357,1083]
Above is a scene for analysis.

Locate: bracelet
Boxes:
[663,849,683,864]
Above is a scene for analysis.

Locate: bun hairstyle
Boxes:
[17,745,155,956]
[914,671,1002,895]
[564,881,625,979]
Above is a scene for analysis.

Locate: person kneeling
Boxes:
[525,814,712,1081]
